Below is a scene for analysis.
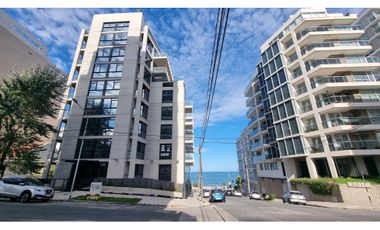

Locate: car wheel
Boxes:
[19,192,31,203]
[10,197,17,202]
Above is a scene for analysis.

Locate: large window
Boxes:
[85,98,118,115]
[136,142,146,159]
[134,164,144,178]
[142,85,150,101]
[96,48,125,62]
[80,118,115,136]
[99,32,128,46]
[102,22,129,32]
[161,107,173,120]
[75,139,112,159]
[159,165,171,181]
[162,90,173,103]
[138,121,147,138]
[88,80,120,96]
[160,124,172,139]
[160,144,172,159]
[92,63,123,78]
[140,102,149,119]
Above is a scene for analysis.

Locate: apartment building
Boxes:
[50,12,194,197]
[0,10,66,177]
[354,9,380,57]
[238,8,380,197]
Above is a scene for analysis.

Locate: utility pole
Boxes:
[244,157,251,195]
[198,147,204,200]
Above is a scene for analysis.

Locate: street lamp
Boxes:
[68,98,89,199]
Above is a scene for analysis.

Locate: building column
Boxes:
[326,156,339,178]
[306,156,318,179]
[283,158,297,191]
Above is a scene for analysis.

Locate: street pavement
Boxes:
[215,196,380,221]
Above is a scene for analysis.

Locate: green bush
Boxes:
[290,178,336,196]
[268,193,276,201]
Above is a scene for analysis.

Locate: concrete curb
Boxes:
[306,202,379,211]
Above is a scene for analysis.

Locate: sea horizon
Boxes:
[190,171,240,186]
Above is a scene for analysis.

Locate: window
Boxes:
[163,82,173,87]
[278,69,286,83]
[275,55,283,69]
[93,64,118,79]
[161,107,173,120]
[68,86,75,99]
[269,61,276,74]
[75,139,112,159]
[266,78,273,91]
[99,33,128,46]
[136,142,146,159]
[142,85,150,101]
[278,104,286,119]
[286,138,295,155]
[285,100,294,116]
[159,165,171,181]
[140,102,149,119]
[63,103,71,118]
[281,85,290,100]
[102,21,129,32]
[160,144,172,159]
[160,124,172,139]
[95,48,125,62]
[134,164,144,178]
[138,121,147,138]
[272,74,279,88]
[261,52,268,64]
[80,118,115,136]
[85,98,118,115]
[272,42,279,55]
[293,137,304,154]
[282,121,291,136]
[275,89,283,102]
[289,118,299,135]
[88,80,120,96]
[162,90,173,103]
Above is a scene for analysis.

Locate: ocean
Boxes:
[189,171,239,187]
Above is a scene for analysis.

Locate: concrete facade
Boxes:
[0,10,66,177]
[238,8,380,197]
[51,12,193,197]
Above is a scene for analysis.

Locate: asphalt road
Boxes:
[0,199,194,221]
[215,196,380,221]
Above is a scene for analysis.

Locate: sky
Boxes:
[3,7,363,172]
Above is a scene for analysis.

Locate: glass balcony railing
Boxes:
[298,104,312,113]
[311,73,380,88]
[248,115,258,126]
[295,85,307,96]
[305,56,380,72]
[304,124,318,132]
[329,140,380,151]
[308,144,324,153]
[316,95,380,108]
[246,104,257,116]
[296,25,363,40]
[322,116,380,128]
[300,40,369,55]
[252,154,266,162]
[251,142,263,150]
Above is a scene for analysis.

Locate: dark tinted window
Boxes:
[134,164,144,178]
[162,90,173,103]
[160,125,172,139]
[159,165,171,181]
[75,139,112,159]
[161,107,173,120]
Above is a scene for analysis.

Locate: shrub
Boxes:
[290,178,336,196]
[268,193,276,201]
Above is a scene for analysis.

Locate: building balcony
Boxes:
[251,142,263,151]
[305,56,380,78]
[316,94,380,108]
[297,25,364,46]
[329,140,380,152]
[245,94,256,107]
[304,124,318,133]
[185,153,194,166]
[310,73,380,89]
[247,115,258,127]
[322,116,380,128]
[185,101,193,113]
[252,153,267,163]
[246,104,257,118]
[300,40,372,61]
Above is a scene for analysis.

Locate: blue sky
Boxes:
[4,8,362,172]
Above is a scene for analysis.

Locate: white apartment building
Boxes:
[50,12,194,197]
[239,8,380,197]
[355,9,380,57]
[0,10,66,177]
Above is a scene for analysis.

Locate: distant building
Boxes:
[0,10,66,177]
[238,8,380,197]
[51,12,194,197]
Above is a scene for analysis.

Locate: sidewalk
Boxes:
[306,200,380,211]
[53,191,237,221]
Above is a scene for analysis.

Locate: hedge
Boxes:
[290,178,337,196]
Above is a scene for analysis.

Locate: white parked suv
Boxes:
[0,178,54,203]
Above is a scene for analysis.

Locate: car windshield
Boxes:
[212,189,223,193]
[24,178,44,186]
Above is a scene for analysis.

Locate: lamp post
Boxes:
[68,98,89,199]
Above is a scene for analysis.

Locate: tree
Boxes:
[0,66,66,179]
[235,176,243,191]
